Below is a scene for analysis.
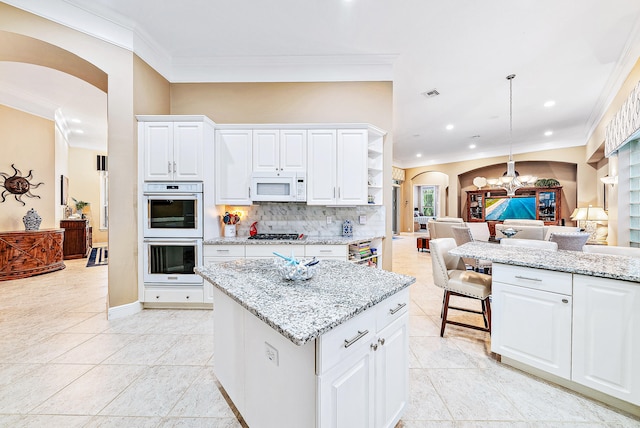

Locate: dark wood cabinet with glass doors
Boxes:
[465,186,562,225]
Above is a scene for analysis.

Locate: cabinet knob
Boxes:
[371,343,378,351]
[378,338,386,346]
[156,296,160,299]
[186,296,190,299]
[562,298,569,304]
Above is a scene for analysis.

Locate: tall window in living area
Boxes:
[630,140,640,247]
[421,185,438,217]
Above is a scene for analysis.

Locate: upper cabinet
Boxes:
[215,129,253,205]
[252,129,307,173]
[140,119,212,182]
[307,129,369,206]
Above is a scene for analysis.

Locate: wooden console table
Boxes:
[0,229,65,281]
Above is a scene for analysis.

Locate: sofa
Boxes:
[495,219,580,240]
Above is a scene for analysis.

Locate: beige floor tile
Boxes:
[51,333,135,364]
[402,368,452,421]
[427,367,524,421]
[168,367,237,418]
[84,415,162,427]
[157,417,243,427]
[410,336,476,369]
[32,364,146,415]
[154,334,214,366]
[102,334,181,365]
[98,365,201,417]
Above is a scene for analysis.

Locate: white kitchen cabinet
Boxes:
[305,244,348,261]
[203,244,245,264]
[143,287,204,303]
[318,288,409,428]
[491,264,573,379]
[142,121,207,181]
[215,129,253,205]
[572,274,640,405]
[367,132,384,206]
[307,129,368,205]
[246,244,304,259]
[253,129,307,173]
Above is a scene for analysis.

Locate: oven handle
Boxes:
[143,193,201,197]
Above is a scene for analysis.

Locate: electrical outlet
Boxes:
[265,342,279,366]
[359,215,367,225]
[326,216,332,224]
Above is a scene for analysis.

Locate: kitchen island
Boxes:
[451,242,640,415]
[196,259,415,428]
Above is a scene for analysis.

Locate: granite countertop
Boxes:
[203,235,384,245]
[450,241,640,283]
[196,259,415,346]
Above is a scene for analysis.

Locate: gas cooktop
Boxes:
[247,233,303,240]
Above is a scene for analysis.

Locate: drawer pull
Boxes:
[562,298,569,304]
[389,302,407,315]
[514,275,542,282]
[319,250,332,253]
[344,330,369,348]
[216,249,230,253]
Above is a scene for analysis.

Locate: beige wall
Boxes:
[171,82,395,269]
[68,147,107,243]
[401,146,597,234]
[0,105,55,231]
[1,3,137,310]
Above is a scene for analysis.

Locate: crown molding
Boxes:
[585,16,640,139]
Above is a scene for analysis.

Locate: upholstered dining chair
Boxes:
[451,226,492,273]
[548,232,591,251]
[430,238,492,337]
[500,238,558,251]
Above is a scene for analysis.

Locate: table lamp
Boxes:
[571,205,608,244]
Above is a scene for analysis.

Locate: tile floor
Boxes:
[0,234,638,427]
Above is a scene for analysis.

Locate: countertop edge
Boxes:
[203,235,384,246]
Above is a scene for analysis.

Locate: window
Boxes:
[421,186,438,217]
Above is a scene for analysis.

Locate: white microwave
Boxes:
[250,171,306,202]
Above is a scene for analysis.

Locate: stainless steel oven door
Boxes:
[143,239,203,284]
[143,193,203,238]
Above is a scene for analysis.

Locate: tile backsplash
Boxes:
[225,203,385,237]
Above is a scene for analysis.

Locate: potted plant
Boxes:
[72,197,90,216]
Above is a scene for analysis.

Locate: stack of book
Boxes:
[349,242,372,260]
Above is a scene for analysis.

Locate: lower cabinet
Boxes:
[61,219,91,259]
[572,274,640,405]
[143,287,204,303]
[212,286,409,428]
[492,263,640,408]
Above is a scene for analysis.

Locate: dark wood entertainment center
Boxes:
[465,186,562,235]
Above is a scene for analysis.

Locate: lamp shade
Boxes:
[571,206,608,221]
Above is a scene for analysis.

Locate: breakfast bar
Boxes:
[196,259,415,428]
[451,242,640,414]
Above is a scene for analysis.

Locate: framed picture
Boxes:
[60,175,69,206]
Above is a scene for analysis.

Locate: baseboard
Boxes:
[107,300,143,319]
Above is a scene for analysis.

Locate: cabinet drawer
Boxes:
[493,263,572,295]
[245,244,304,258]
[144,287,204,303]
[204,245,245,258]
[317,307,376,375]
[305,245,347,259]
[376,287,409,331]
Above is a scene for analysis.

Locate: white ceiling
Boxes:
[2,0,640,167]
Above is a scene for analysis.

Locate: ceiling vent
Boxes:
[422,89,440,98]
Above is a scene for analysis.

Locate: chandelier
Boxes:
[485,74,536,196]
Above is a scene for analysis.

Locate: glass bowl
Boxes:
[274,258,317,281]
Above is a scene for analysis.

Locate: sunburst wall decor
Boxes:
[0,164,44,206]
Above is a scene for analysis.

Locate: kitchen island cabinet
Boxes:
[197,259,414,428]
[450,242,640,415]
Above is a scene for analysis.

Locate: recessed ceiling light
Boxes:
[544,130,553,136]
[421,89,440,98]
[544,100,556,108]
[416,153,422,158]
[71,118,82,123]
[469,144,476,149]
[446,124,454,130]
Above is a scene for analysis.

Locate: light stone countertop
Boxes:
[203,235,384,245]
[195,259,415,346]
[450,241,640,283]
